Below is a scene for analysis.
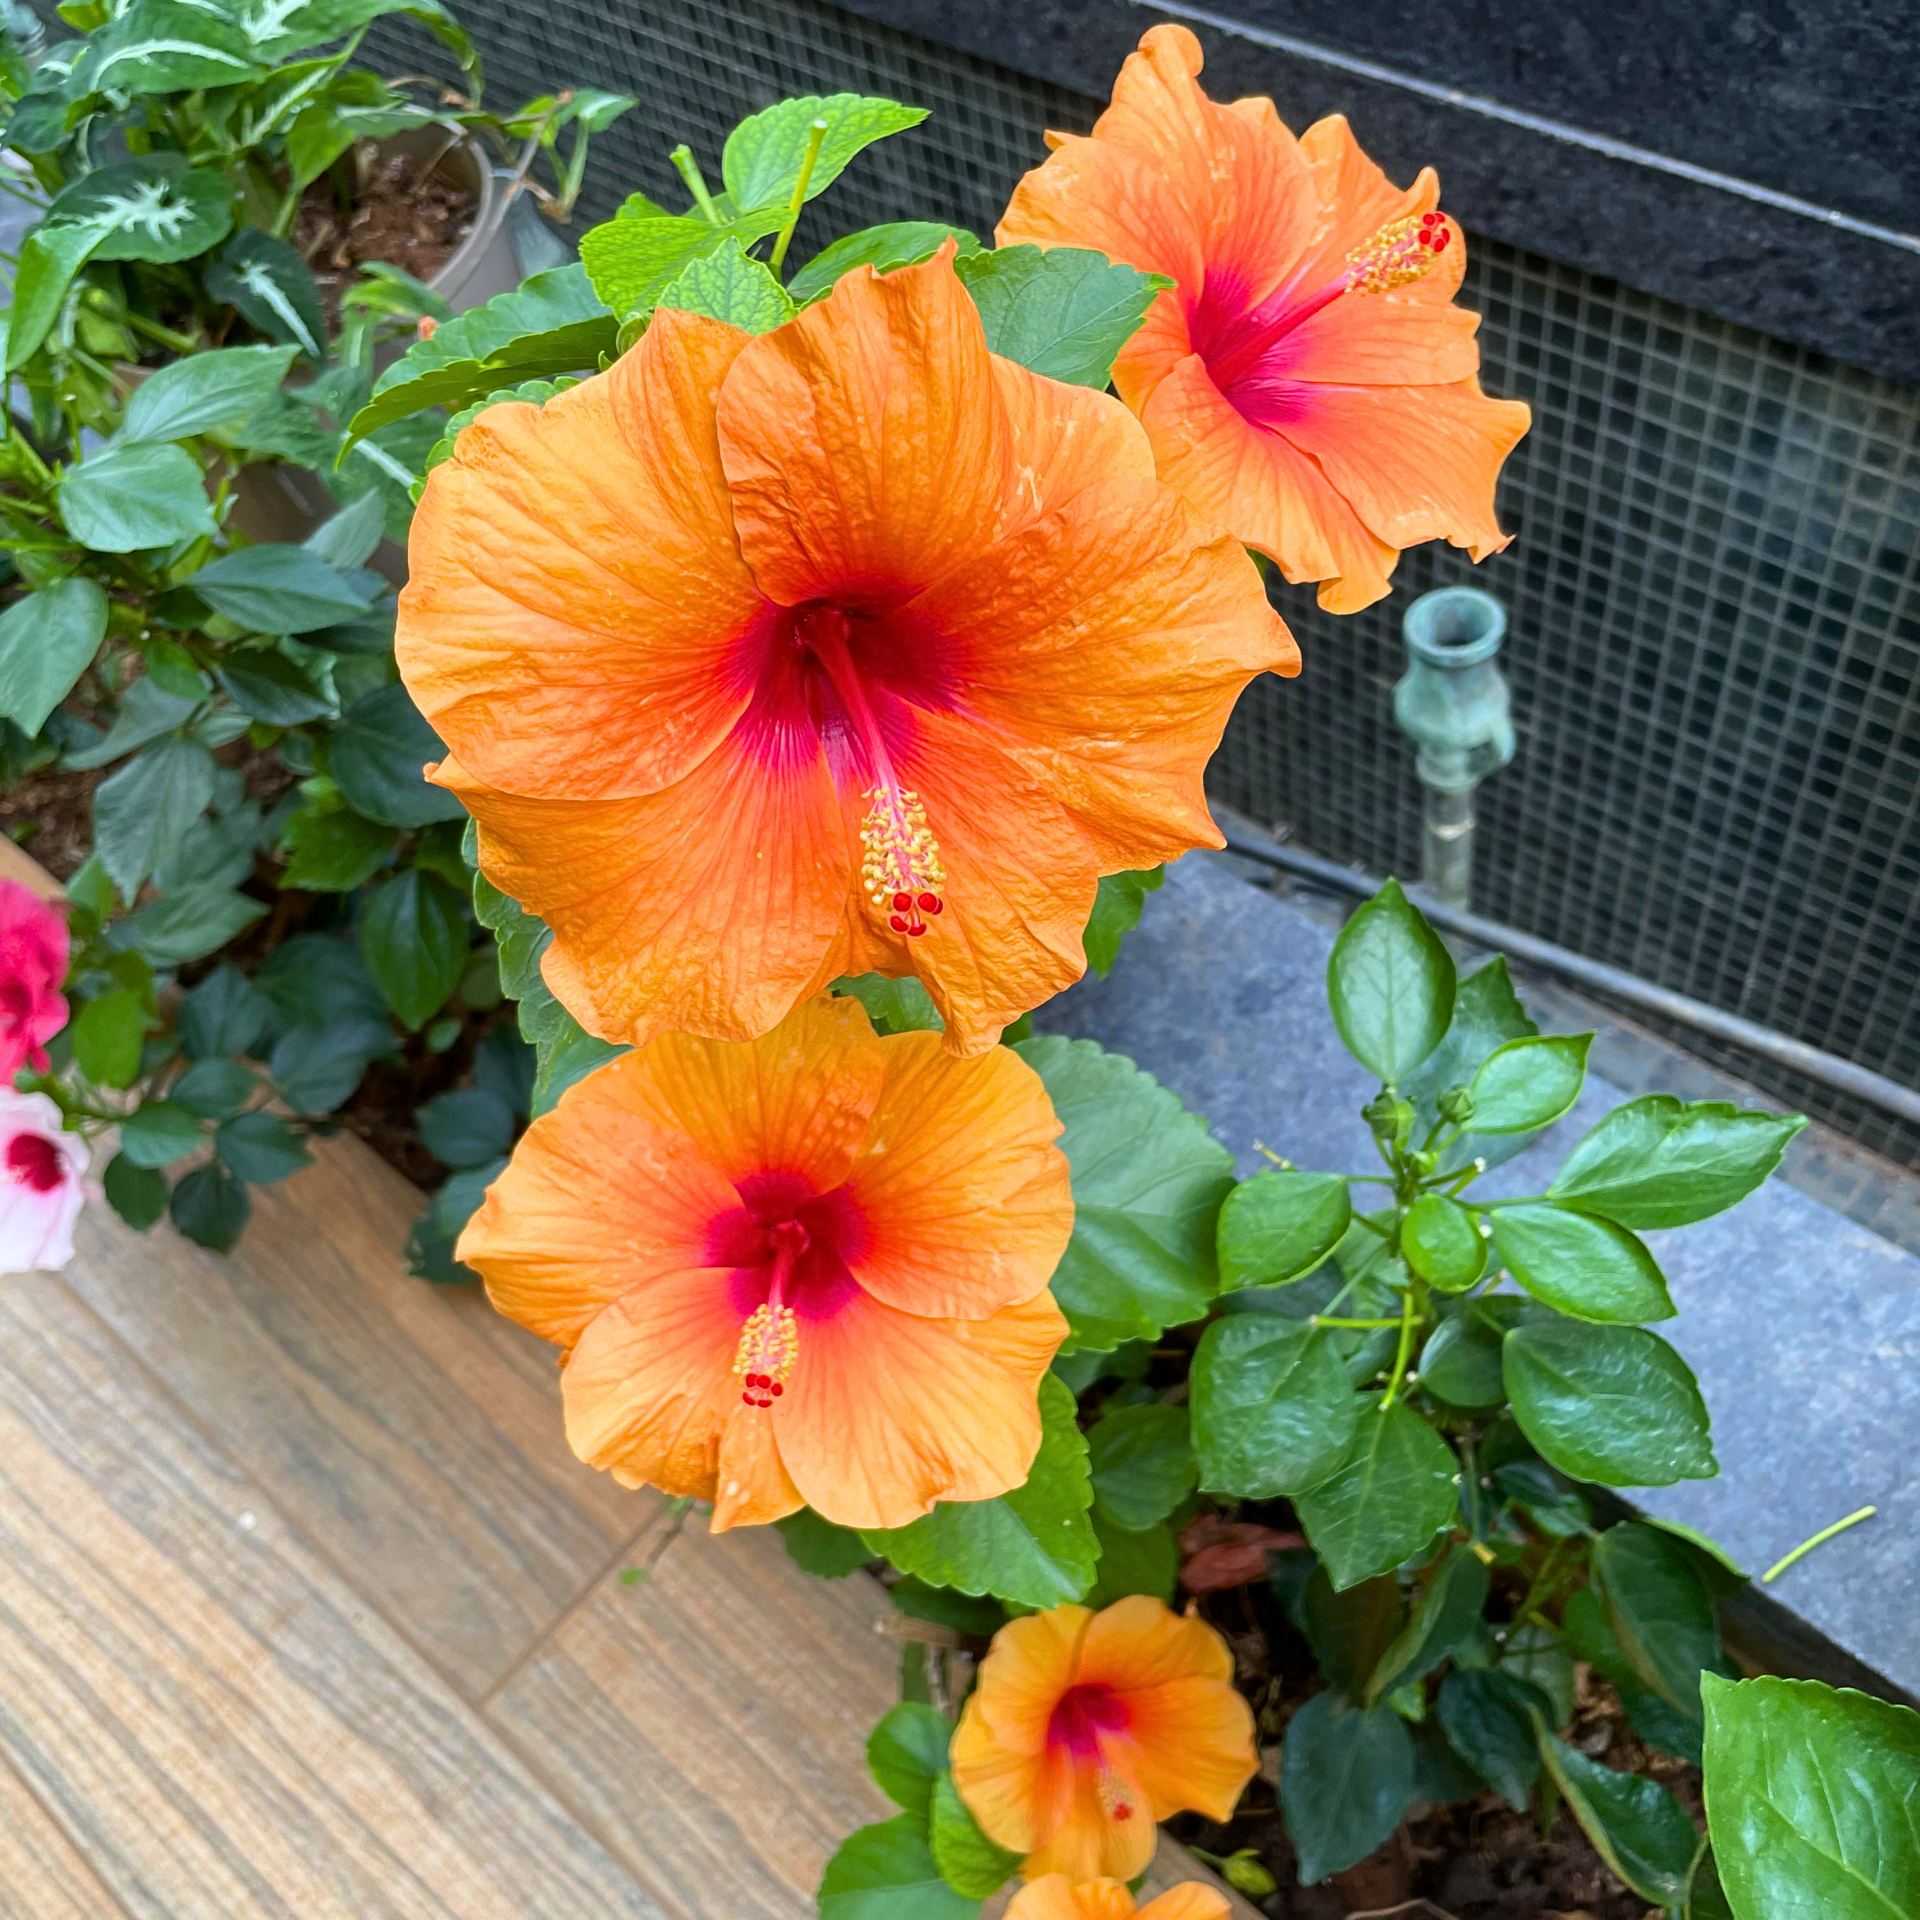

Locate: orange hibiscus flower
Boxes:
[1008,1877,1229,1920]
[455,995,1073,1531]
[399,247,1294,1056]
[951,1595,1257,1883]
[998,23,1532,613]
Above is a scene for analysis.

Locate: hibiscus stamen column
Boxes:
[803,611,947,940]
[735,1217,806,1408]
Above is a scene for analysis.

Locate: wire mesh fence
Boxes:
[403,0,1920,1164]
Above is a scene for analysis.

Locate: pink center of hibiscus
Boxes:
[705,1170,871,1410]
[5,1129,63,1194]
[1197,209,1454,422]
[1048,1683,1138,1822]
[729,598,959,940]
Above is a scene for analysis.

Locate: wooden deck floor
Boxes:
[0,1135,1254,1919]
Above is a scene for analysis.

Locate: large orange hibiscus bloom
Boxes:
[951,1596,1257,1883]
[456,995,1073,1531]
[1009,1877,1229,1920]
[399,247,1293,1056]
[999,24,1532,613]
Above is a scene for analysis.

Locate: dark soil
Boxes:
[293,144,478,325]
[2,765,105,880]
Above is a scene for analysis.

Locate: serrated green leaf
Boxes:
[1467,1032,1591,1133]
[71,987,149,1087]
[1085,1401,1194,1532]
[94,736,217,902]
[215,1109,311,1185]
[279,801,394,891]
[169,1159,251,1252]
[1437,1667,1549,1811]
[103,1150,168,1230]
[1282,1692,1415,1885]
[360,869,465,1030]
[789,222,979,304]
[1294,1397,1459,1590]
[865,1702,951,1818]
[1082,866,1162,978]
[722,93,928,211]
[578,206,787,318]
[1367,1550,1491,1704]
[658,237,795,333]
[954,245,1165,388]
[1592,1523,1720,1715]
[1191,1314,1359,1499]
[188,545,377,633]
[329,683,466,828]
[0,578,107,735]
[1539,1728,1698,1905]
[122,344,297,442]
[929,1772,1019,1900]
[816,1815,978,1920]
[117,1099,204,1167]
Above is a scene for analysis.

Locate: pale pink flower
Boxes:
[0,1090,87,1271]
[0,879,69,1078]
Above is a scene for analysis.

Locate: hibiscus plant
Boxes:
[0,0,628,1257]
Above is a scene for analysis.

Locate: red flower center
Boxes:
[5,1129,64,1194]
[727,597,963,939]
[706,1171,871,1410]
[1048,1683,1137,1822]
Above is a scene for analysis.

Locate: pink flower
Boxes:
[0,1090,86,1271]
[0,879,69,1078]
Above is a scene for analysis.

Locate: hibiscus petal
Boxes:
[959,1604,1095,1759]
[400,310,762,800]
[1118,1675,1258,1821]
[1026,1740,1156,1884]
[845,1031,1072,1320]
[1138,1887,1233,1920]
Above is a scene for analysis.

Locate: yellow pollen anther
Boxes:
[734,1302,798,1409]
[1097,1767,1135,1823]
[1343,210,1451,297]
[859,783,947,939]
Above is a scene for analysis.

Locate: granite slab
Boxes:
[1041,853,1920,1702]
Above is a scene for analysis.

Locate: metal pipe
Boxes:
[1215,818,1920,1129]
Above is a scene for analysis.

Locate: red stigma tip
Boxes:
[1113,1804,1133,1821]
[770,1382,783,1396]
[889,913,911,932]
[907,922,927,937]
[741,1390,755,1405]
[1435,229,1450,249]
[918,891,941,914]
[892,890,912,911]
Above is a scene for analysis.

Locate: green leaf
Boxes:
[1501,1620,1576,1728]
[1326,878,1456,1084]
[1437,1668,1549,1811]
[0,578,107,735]
[865,1703,951,1819]
[1549,1096,1807,1229]
[1702,1674,1920,1920]
[929,1772,1019,1900]
[723,93,928,211]
[1467,1033,1591,1134]
[1085,1509,1177,1607]
[122,345,297,442]
[1417,1301,1520,1409]
[1085,1401,1194,1532]
[1300,1566,1403,1697]
[169,1160,251,1253]
[303,491,387,572]
[775,1508,872,1580]
[789,222,979,304]
[816,1815,979,1920]
[954,245,1165,389]
[349,263,615,443]
[206,229,326,360]
[5,220,111,368]
[415,1086,515,1168]
[1367,1551,1492,1704]
[1402,956,1540,1176]
[178,966,271,1060]
[1281,1692,1415,1884]
[214,1110,311,1186]
[578,206,788,318]
[117,1099,204,1167]
[94,737,218,902]
[70,986,148,1087]
[1217,1168,1351,1288]
[1592,1523,1720,1715]
[58,440,216,552]
[70,1,264,94]
[214,648,335,726]
[1491,1202,1673,1324]
[188,546,377,634]
[861,1374,1094,1607]
[102,1150,167,1230]
[1012,1034,1234,1351]
[1686,1843,1736,1920]
[1191,1314,1359,1498]
[1539,1729,1698,1906]
[1646,1517,1749,1596]
[833,973,942,1034]
[1082,866,1162,978]
[44,153,234,262]
[888,1578,1005,1639]
[170,1056,256,1120]
[268,1017,390,1113]
[1504,1319,1716,1487]
[329,683,466,828]
[1401,1192,1487,1293]
[279,802,394,891]
[1294,1397,1459,1591]
[360,869,466,1030]
[658,237,795,333]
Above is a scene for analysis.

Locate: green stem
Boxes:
[1762,1505,1876,1583]
[119,311,201,356]
[670,144,722,224]
[1308,1314,1401,1330]
[1378,1280,1424,1410]
[767,117,828,275]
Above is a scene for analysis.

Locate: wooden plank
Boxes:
[0,1272,665,1920]
[0,1755,128,1920]
[63,1133,655,1700]
[490,1516,1259,1919]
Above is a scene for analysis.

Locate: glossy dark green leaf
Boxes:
[206,229,326,360]
[888,1579,1006,1639]
[278,801,394,891]
[0,578,107,735]
[117,1099,204,1167]
[789,222,979,303]
[215,1110,311,1186]
[189,546,377,634]
[1646,1517,1749,1596]
[929,1772,1020,1900]
[214,649,335,726]
[1504,1319,1716,1488]
[1217,1168,1351,1288]
[1402,1192,1487,1293]
[59,439,216,552]
[1592,1523,1720,1714]
[1326,879,1455,1084]
[861,1376,1094,1607]
[1549,1096,1807,1229]
[775,1509,873,1580]
[1702,1674,1920,1920]
[360,869,466,1031]
[44,152,234,260]
[93,736,216,902]
[103,885,266,966]
[864,1702,951,1818]
[1492,1202,1674,1323]
[1401,956,1539,1175]
[723,93,928,210]
[170,1056,256,1120]
[1417,1308,1509,1409]
[1437,1668,1549,1810]
[102,1150,168,1230]
[1540,1730,1698,1905]
[329,684,466,828]
[1085,1401,1194,1532]
[1012,1035,1234,1351]
[1281,1692,1415,1884]
[1685,1843,1735,1920]
[415,1085,515,1169]
[816,1815,978,1920]
[169,1160,251,1253]
[1467,1033,1592,1133]
[1295,1397,1460,1591]
[1085,1509,1177,1607]
[268,1017,389,1115]
[1367,1551,1492,1704]
[1191,1313,1359,1499]
[1300,1567,1403,1699]
[954,244,1165,389]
